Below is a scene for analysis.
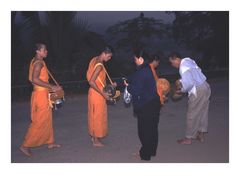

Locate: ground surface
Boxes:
[11,78,229,163]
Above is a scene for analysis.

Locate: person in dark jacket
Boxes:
[124,49,161,161]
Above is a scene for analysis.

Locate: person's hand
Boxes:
[163,95,168,101]
[123,80,129,86]
[57,85,63,90]
[112,82,117,88]
[50,85,61,92]
[175,79,182,90]
[102,92,111,100]
[175,89,182,94]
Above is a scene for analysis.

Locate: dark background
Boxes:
[11,11,229,100]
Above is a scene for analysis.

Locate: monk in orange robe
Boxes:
[149,55,166,105]
[86,46,116,147]
[19,43,61,157]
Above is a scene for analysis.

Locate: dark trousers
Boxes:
[135,98,160,161]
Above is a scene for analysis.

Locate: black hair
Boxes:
[32,43,46,56]
[169,52,182,60]
[133,49,148,60]
[148,54,161,63]
[100,45,114,55]
[35,43,46,51]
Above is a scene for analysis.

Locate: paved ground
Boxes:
[11,77,229,163]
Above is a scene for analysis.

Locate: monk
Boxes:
[86,45,116,147]
[149,55,166,105]
[19,43,61,157]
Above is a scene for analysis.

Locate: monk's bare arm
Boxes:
[32,62,53,89]
[89,66,109,100]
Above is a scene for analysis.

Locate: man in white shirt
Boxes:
[169,52,211,145]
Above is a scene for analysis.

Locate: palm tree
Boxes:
[12,11,106,86]
[11,11,43,86]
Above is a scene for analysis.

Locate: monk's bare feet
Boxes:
[48,144,61,149]
[93,142,104,147]
[91,137,104,147]
[133,151,141,160]
[177,138,192,145]
[19,146,32,157]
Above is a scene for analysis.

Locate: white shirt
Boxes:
[179,58,206,97]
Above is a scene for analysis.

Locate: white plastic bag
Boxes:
[123,86,132,104]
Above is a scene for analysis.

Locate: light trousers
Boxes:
[185,82,211,139]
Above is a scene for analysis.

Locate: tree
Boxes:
[12,11,107,99]
[170,11,229,69]
[11,11,43,86]
[106,12,167,51]
[12,11,106,85]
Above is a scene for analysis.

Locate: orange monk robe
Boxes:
[22,59,54,147]
[86,57,108,138]
[149,63,165,105]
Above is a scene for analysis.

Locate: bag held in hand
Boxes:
[123,86,132,104]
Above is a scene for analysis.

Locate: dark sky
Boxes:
[75,11,175,33]
[15,11,174,35]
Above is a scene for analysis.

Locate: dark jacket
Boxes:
[127,64,158,111]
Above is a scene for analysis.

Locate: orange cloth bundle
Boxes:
[149,64,170,105]
[156,78,170,95]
